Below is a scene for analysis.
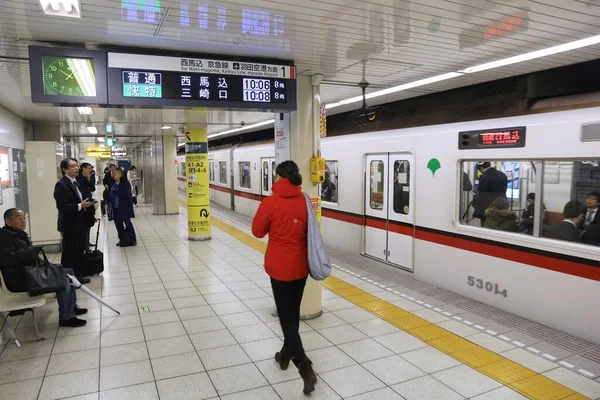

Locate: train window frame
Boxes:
[262,160,269,192]
[219,161,227,185]
[392,159,410,215]
[321,160,339,205]
[238,161,251,190]
[456,159,543,238]
[369,160,385,211]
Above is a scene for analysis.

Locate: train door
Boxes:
[261,157,276,196]
[364,153,415,271]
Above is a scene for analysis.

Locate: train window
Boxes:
[219,161,227,184]
[460,160,538,235]
[540,160,600,246]
[239,162,251,189]
[322,161,338,203]
[263,161,269,192]
[209,161,214,182]
[393,160,410,214]
[369,160,385,210]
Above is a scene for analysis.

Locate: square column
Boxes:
[276,74,324,319]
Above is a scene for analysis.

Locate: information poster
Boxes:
[185,128,211,239]
[0,148,10,187]
[274,112,290,166]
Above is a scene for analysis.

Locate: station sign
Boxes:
[107,52,296,111]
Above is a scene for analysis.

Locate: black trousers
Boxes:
[61,231,86,276]
[271,276,308,360]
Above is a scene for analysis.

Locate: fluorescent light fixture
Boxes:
[77,107,92,115]
[97,137,104,143]
[87,126,98,134]
[326,72,463,110]
[461,33,600,74]
[161,125,172,130]
[177,143,185,147]
[208,119,275,139]
[38,0,82,18]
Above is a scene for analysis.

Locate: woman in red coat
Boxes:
[252,160,317,395]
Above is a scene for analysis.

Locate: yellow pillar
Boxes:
[185,128,211,241]
[279,74,324,320]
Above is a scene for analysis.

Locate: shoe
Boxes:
[130,241,137,247]
[76,276,91,284]
[59,317,87,328]
[116,242,121,246]
[74,305,88,316]
[275,346,290,370]
[297,357,317,395]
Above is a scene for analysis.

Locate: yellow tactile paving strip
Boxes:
[178,202,588,399]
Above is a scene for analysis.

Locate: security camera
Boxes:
[240,121,246,127]
[349,105,385,127]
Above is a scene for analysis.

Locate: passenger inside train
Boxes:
[484,197,518,232]
[543,201,586,242]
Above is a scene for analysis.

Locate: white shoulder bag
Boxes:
[303,193,332,281]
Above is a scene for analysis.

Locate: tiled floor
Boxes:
[1,204,600,399]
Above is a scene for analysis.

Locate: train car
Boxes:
[187,106,600,343]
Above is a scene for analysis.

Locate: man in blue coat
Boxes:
[109,169,137,247]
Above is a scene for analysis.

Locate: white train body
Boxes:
[177,107,600,343]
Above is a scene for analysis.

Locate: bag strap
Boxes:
[39,247,49,263]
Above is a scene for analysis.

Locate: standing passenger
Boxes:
[473,162,508,227]
[583,191,600,228]
[109,169,137,247]
[251,160,317,395]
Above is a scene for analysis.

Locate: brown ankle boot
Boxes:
[275,346,290,370]
[297,357,317,395]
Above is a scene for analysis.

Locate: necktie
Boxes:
[587,210,595,225]
[72,180,82,201]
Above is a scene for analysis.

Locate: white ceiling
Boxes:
[1,0,600,139]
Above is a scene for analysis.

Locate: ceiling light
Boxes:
[208,119,275,139]
[161,125,172,130]
[77,107,93,115]
[326,72,463,110]
[87,126,98,134]
[461,33,600,74]
[97,137,104,143]
[38,0,82,18]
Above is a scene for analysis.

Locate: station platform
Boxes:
[0,202,599,400]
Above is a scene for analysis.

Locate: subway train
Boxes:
[177,106,600,343]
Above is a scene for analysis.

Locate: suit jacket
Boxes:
[76,174,96,227]
[583,208,600,226]
[109,180,135,220]
[543,221,582,242]
[581,223,600,246]
[54,176,87,233]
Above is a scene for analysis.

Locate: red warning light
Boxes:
[484,14,523,39]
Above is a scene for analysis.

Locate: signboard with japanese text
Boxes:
[185,129,211,239]
[274,113,291,166]
[108,52,296,110]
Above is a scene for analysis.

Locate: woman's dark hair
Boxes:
[276,160,302,186]
[527,193,535,201]
[489,197,510,211]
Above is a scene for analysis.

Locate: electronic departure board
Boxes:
[458,126,526,149]
[107,52,296,110]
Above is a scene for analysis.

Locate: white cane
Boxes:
[67,274,120,315]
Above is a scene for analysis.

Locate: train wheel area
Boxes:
[178,197,600,399]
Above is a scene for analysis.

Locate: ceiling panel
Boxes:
[0,0,598,137]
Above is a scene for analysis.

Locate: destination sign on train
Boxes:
[458,126,526,149]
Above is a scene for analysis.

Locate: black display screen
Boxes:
[108,68,295,110]
[458,126,526,149]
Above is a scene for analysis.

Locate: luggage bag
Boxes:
[82,221,104,276]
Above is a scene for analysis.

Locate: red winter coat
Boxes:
[251,178,309,281]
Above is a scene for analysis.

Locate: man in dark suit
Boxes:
[473,162,508,227]
[77,162,97,250]
[543,201,585,242]
[583,191,600,228]
[54,158,94,283]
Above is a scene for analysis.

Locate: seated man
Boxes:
[0,208,87,327]
[543,201,585,242]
